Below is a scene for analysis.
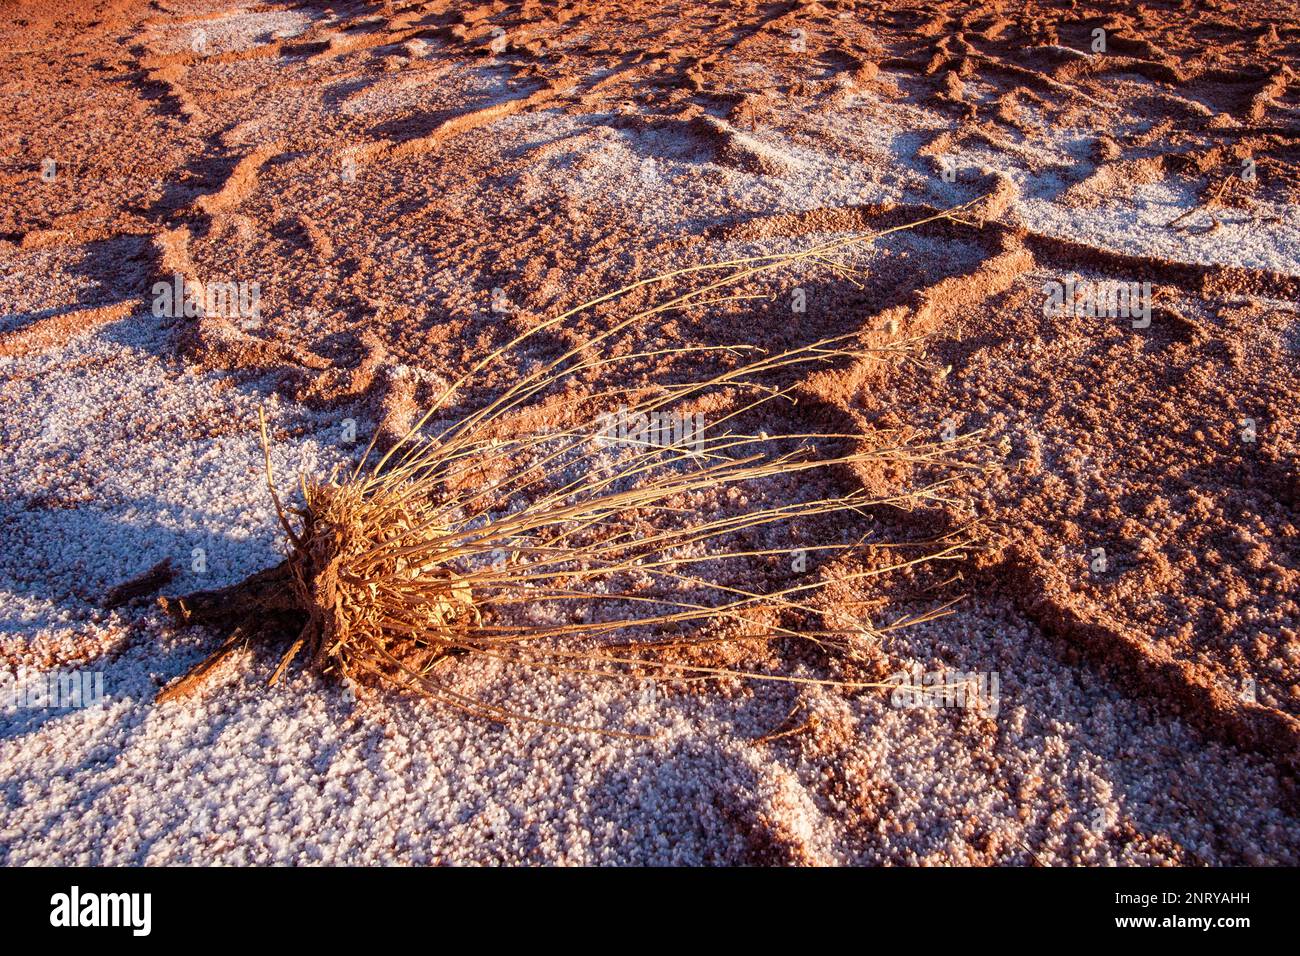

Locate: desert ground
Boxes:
[1,0,1298,864]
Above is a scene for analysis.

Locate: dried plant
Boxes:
[159,200,989,734]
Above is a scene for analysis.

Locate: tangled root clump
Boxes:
[284,479,477,690]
